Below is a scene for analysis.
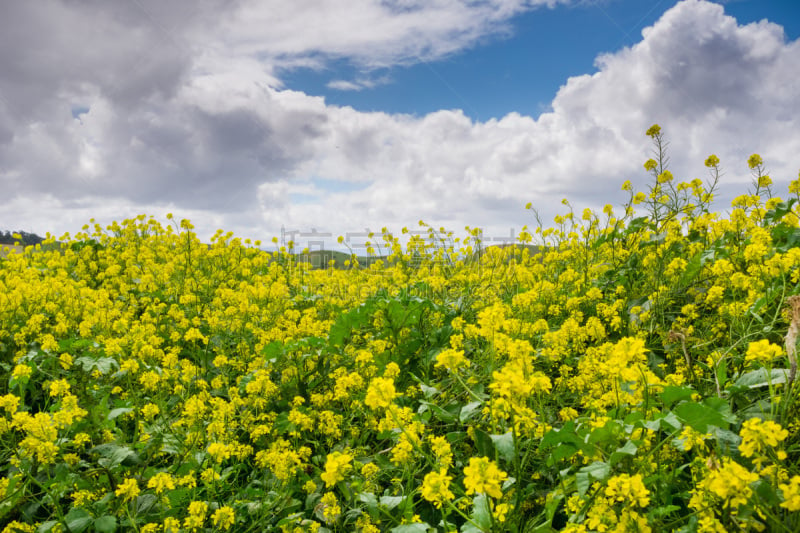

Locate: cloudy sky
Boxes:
[1,0,799,250]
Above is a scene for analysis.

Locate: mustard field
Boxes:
[1,127,799,532]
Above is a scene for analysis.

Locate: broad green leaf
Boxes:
[94,515,117,533]
[379,495,405,510]
[107,407,133,420]
[674,401,730,432]
[576,462,610,496]
[490,432,515,464]
[660,386,695,407]
[459,401,483,423]
[609,440,638,466]
[730,368,790,391]
[65,508,92,533]
[390,524,431,533]
[471,493,492,531]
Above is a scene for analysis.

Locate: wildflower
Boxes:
[745,339,783,364]
[321,451,353,487]
[163,517,181,532]
[463,457,508,499]
[147,472,176,495]
[2,522,35,533]
[779,476,800,511]
[320,492,341,523]
[207,442,232,463]
[703,458,758,507]
[739,418,788,458]
[0,394,20,414]
[493,502,510,523]
[429,435,453,467]
[184,500,208,530]
[391,436,415,465]
[48,379,70,397]
[605,473,650,507]
[212,506,235,530]
[747,153,763,169]
[11,364,32,381]
[676,426,709,452]
[435,348,468,372]
[646,124,661,137]
[200,468,220,483]
[420,468,454,508]
[364,377,396,409]
[657,170,673,183]
[141,403,160,420]
[705,154,720,167]
[115,478,140,503]
[59,353,73,369]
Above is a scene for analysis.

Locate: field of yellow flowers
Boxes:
[1,126,799,532]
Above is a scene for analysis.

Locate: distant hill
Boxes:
[0,230,45,246]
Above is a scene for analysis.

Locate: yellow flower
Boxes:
[739,418,788,458]
[703,458,758,507]
[147,472,176,495]
[321,451,353,487]
[435,348,468,372]
[747,153,763,169]
[463,457,507,499]
[115,477,140,503]
[420,468,454,508]
[48,379,71,397]
[744,339,783,364]
[11,364,32,381]
[207,442,232,463]
[364,377,397,410]
[779,476,800,511]
[184,500,208,530]
[212,505,235,530]
[605,473,650,508]
[705,154,720,168]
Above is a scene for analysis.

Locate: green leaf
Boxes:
[471,493,492,531]
[94,515,117,533]
[660,386,695,407]
[490,432,515,464]
[609,440,638,466]
[674,400,731,433]
[473,429,495,459]
[576,462,610,496]
[65,508,92,533]
[418,383,439,399]
[379,495,405,510]
[588,419,622,444]
[419,401,456,423]
[107,407,133,420]
[75,356,119,375]
[91,443,136,468]
[459,401,483,423]
[730,368,790,391]
[390,525,431,533]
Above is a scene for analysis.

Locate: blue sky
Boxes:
[284,0,800,122]
[1,0,800,246]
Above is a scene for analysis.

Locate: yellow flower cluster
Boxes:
[1,134,799,530]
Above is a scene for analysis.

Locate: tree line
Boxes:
[0,230,45,246]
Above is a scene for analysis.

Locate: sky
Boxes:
[1,0,799,252]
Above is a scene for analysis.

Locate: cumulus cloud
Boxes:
[1,0,799,245]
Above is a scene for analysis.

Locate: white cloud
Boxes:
[1,0,799,248]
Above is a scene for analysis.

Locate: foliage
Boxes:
[1,128,800,532]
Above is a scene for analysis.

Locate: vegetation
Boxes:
[0,231,45,247]
[0,126,799,532]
